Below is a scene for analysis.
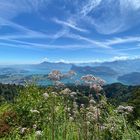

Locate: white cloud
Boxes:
[0,0,140,55]
[0,39,93,50]
[42,57,49,62]
[0,0,49,19]
[65,33,110,48]
[110,55,140,61]
[53,18,88,33]
[80,0,102,16]
[40,56,140,64]
[51,28,69,39]
[77,0,140,34]
[0,0,53,40]
[105,36,140,46]
[0,17,70,41]
[111,56,129,61]
[120,0,140,11]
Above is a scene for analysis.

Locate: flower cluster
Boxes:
[96,77,106,86]
[60,88,71,95]
[35,130,42,137]
[48,70,63,81]
[90,84,103,92]
[30,109,40,114]
[81,74,105,93]
[43,92,49,99]
[86,105,100,122]
[81,74,96,83]
[117,105,134,114]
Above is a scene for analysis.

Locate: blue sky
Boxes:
[0,0,140,64]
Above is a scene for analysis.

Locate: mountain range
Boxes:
[1,58,140,85]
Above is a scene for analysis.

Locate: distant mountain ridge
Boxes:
[31,61,72,72]
[1,58,140,85]
[101,58,140,74]
[118,72,140,85]
[71,65,118,76]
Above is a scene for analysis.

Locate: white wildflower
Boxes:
[33,124,37,129]
[51,92,58,96]
[87,121,91,126]
[81,104,84,108]
[70,94,74,98]
[48,70,62,81]
[125,106,134,113]
[117,105,125,113]
[117,105,134,114]
[43,92,49,99]
[96,77,106,86]
[61,88,71,95]
[69,117,74,121]
[35,130,42,137]
[73,101,78,110]
[30,109,40,114]
[81,74,96,83]
[90,84,103,92]
[89,99,96,105]
[67,107,71,112]
[20,127,27,134]
[70,92,77,97]
[100,125,106,131]
[87,106,100,121]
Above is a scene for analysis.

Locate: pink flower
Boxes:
[81,74,96,83]
[48,70,63,81]
[90,84,103,93]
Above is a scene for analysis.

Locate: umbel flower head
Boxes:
[35,130,42,137]
[69,116,74,121]
[96,77,106,86]
[81,74,96,83]
[86,106,100,121]
[73,101,78,111]
[81,75,105,92]
[70,92,77,97]
[19,127,28,135]
[30,109,40,114]
[90,84,103,93]
[117,105,134,114]
[33,124,37,129]
[60,88,71,95]
[48,70,63,81]
[43,92,49,99]
[89,99,96,105]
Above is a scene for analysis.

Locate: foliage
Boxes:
[0,70,140,140]
[0,84,139,140]
[0,83,23,104]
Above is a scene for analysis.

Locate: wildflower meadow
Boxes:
[0,70,140,140]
